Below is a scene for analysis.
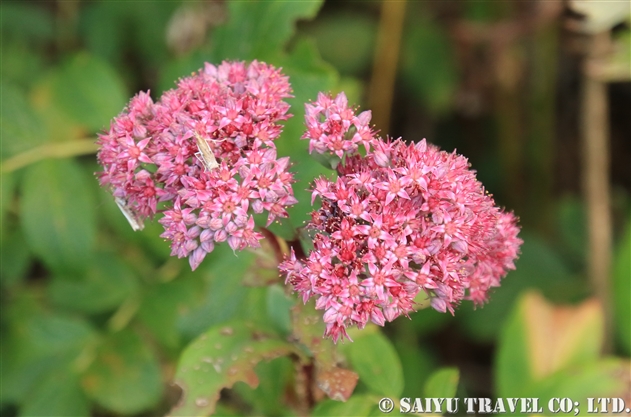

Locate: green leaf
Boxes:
[289,299,333,364]
[242,239,285,286]
[210,0,324,61]
[290,300,358,402]
[495,291,604,397]
[0,3,54,44]
[340,328,404,398]
[526,358,630,409]
[97,186,171,262]
[81,2,177,70]
[48,252,139,314]
[401,12,458,114]
[157,51,209,95]
[0,227,31,288]
[232,356,294,416]
[394,337,438,398]
[1,305,97,404]
[52,53,127,132]
[266,284,294,335]
[138,273,205,350]
[169,320,296,417]
[302,12,377,76]
[132,3,180,67]
[423,368,459,399]
[20,371,89,417]
[80,2,127,66]
[1,40,46,91]
[81,329,163,414]
[277,39,339,226]
[556,196,587,264]
[256,213,296,241]
[20,159,96,273]
[612,213,631,355]
[0,171,14,228]
[457,233,586,342]
[176,245,253,340]
[313,395,378,417]
[0,82,48,159]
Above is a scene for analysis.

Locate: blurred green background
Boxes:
[1,1,629,416]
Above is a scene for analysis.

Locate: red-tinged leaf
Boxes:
[169,320,296,417]
[316,367,359,402]
[496,291,605,397]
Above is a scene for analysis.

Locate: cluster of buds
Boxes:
[280,92,522,342]
[96,61,297,270]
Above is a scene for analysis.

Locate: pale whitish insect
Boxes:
[114,197,144,231]
[194,132,219,171]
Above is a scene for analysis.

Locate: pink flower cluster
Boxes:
[280,92,522,342]
[97,61,297,270]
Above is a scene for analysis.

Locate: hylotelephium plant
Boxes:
[97,60,522,343]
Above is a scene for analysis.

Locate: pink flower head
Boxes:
[97,61,297,270]
[303,92,376,159]
[280,95,522,343]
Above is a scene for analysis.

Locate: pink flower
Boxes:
[97,61,297,270]
[303,92,376,159]
[280,94,522,343]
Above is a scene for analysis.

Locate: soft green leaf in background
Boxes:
[209,0,323,62]
[82,329,163,414]
[20,371,90,417]
[48,253,139,314]
[401,9,458,114]
[277,39,339,225]
[424,367,460,399]
[137,272,206,351]
[0,228,31,288]
[312,394,378,417]
[266,284,294,336]
[0,171,15,235]
[233,356,294,416]
[1,297,97,406]
[0,2,53,88]
[556,196,588,268]
[19,159,97,274]
[527,358,630,415]
[0,83,48,158]
[301,12,377,76]
[97,185,172,262]
[457,233,587,342]
[394,336,438,399]
[52,54,128,132]
[176,245,254,340]
[340,328,404,398]
[80,2,178,84]
[612,213,631,355]
[157,49,210,96]
[0,3,54,44]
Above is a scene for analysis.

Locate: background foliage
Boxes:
[1,1,629,416]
